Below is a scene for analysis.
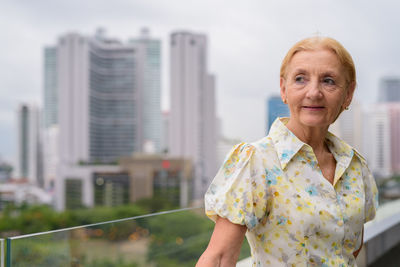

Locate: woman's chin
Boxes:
[298,117,331,128]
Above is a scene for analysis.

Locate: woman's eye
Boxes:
[323,77,335,85]
[295,76,305,83]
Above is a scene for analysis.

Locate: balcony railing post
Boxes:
[6,239,10,267]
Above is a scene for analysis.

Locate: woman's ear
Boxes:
[344,81,356,108]
[280,77,287,104]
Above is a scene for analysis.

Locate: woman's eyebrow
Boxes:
[320,71,339,77]
[292,68,307,74]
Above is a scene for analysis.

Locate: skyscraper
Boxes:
[42,47,59,189]
[45,29,162,210]
[130,28,162,153]
[43,47,58,128]
[16,104,42,184]
[57,31,138,164]
[169,31,217,200]
[363,104,391,177]
[46,29,162,165]
[379,77,400,102]
[266,95,290,133]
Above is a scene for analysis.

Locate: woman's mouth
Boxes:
[302,106,325,110]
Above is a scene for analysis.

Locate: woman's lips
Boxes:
[302,106,325,110]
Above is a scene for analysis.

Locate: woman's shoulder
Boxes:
[222,137,277,175]
[248,135,276,154]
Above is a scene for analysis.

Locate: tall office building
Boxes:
[43,47,58,128]
[379,77,400,102]
[169,31,217,200]
[266,95,290,133]
[130,28,162,153]
[48,28,162,165]
[16,104,42,184]
[57,31,138,164]
[46,29,162,209]
[42,47,59,189]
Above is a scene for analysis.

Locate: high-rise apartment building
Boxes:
[266,95,290,134]
[379,77,400,102]
[16,104,42,184]
[169,31,217,200]
[329,100,363,152]
[43,47,58,128]
[363,104,392,178]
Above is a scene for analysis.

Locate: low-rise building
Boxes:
[55,155,193,211]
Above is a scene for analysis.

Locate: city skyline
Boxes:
[2,0,400,164]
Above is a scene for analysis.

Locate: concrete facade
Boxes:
[169,31,217,200]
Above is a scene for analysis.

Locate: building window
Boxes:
[93,172,130,207]
[65,178,83,209]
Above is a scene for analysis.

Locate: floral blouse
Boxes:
[205,117,378,267]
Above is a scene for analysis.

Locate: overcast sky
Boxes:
[1,0,399,164]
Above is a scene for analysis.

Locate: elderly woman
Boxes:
[196,37,378,267]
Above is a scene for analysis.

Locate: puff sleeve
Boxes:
[361,162,379,223]
[204,142,269,230]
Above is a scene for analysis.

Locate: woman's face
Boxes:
[280,49,355,129]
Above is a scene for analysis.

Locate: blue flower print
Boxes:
[265,166,281,185]
[277,216,288,225]
[281,149,294,162]
[305,185,318,196]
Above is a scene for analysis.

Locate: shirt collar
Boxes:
[268,117,305,170]
[325,131,355,184]
[268,118,359,181]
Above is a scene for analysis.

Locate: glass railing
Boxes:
[4,207,250,267]
[1,239,4,267]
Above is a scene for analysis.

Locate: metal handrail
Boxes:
[6,206,202,240]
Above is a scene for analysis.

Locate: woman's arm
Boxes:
[353,227,364,258]
[196,216,247,267]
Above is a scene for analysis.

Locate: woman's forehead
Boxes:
[287,49,343,74]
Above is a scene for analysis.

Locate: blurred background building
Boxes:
[330,100,363,152]
[38,29,165,210]
[169,31,217,200]
[16,103,43,185]
[379,77,400,102]
[265,95,290,134]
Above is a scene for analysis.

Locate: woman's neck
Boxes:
[285,119,330,155]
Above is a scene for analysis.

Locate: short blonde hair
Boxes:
[280,36,356,86]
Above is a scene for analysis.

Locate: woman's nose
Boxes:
[305,80,323,99]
